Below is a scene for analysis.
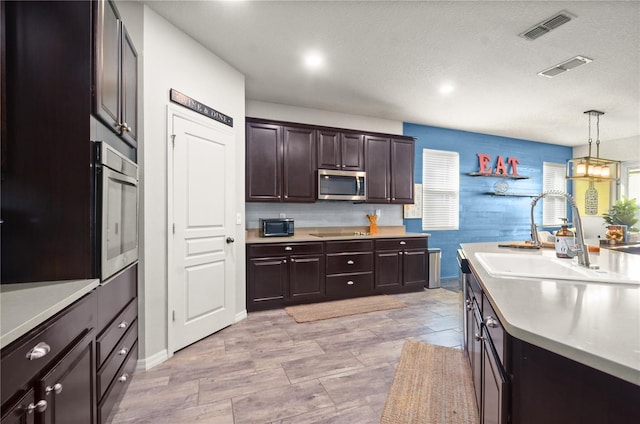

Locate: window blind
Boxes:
[422,149,459,230]
[542,162,567,226]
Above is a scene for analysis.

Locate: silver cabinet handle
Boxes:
[26,342,50,360]
[347,260,354,265]
[465,299,472,311]
[283,259,287,264]
[118,374,129,383]
[118,321,129,329]
[400,241,406,245]
[485,317,499,328]
[291,258,295,263]
[45,383,63,395]
[118,347,128,356]
[474,333,484,342]
[347,281,354,285]
[27,400,47,414]
[399,252,403,255]
[285,246,293,251]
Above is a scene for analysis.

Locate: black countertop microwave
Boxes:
[259,218,295,237]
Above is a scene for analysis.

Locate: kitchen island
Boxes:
[461,242,640,423]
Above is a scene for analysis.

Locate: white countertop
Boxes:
[1,279,100,348]
[461,242,640,386]
[247,225,430,244]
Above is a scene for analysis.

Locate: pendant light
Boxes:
[566,110,620,182]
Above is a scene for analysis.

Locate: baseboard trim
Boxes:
[235,309,247,323]
[136,349,168,371]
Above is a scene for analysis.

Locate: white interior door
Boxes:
[170,112,235,352]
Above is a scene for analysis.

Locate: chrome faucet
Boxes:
[530,190,597,269]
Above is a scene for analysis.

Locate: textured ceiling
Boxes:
[144,0,640,146]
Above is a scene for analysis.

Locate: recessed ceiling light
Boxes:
[303,51,325,70]
[439,84,455,95]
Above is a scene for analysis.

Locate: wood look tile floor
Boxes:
[109,288,462,424]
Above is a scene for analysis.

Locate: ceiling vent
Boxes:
[538,55,593,78]
[520,10,576,40]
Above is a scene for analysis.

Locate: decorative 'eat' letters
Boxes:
[476,153,520,176]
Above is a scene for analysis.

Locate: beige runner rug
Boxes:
[381,339,479,424]
[285,295,406,323]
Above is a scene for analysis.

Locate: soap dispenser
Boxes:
[555,218,575,258]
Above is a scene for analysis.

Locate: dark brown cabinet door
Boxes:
[317,130,341,170]
[120,26,138,146]
[94,0,137,147]
[0,388,36,424]
[283,126,316,202]
[318,131,364,171]
[341,133,364,171]
[402,248,427,286]
[94,0,121,135]
[289,254,325,301]
[246,122,282,201]
[41,332,95,424]
[247,257,287,310]
[365,136,391,203]
[390,138,415,204]
[482,338,507,424]
[374,250,402,289]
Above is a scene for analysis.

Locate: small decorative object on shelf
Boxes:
[493,180,509,194]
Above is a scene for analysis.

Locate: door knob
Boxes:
[226,237,235,244]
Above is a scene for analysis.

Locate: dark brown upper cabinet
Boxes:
[317,130,364,171]
[390,138,415,203]
[94,0,138,148]
[365,136,415,204]
[245,119,316,202]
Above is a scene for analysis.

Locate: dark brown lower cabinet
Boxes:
[463,269,640,424]
[247,237,427,311]
[247,242,325,311]
[1,292,97,424]
[374,238,428,293]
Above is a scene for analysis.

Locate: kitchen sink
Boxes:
[475,252,639,285]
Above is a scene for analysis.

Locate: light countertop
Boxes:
[461,242,640,386]
[1,278,100,348]
[247,225,430,244]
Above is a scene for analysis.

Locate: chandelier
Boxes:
[566,110,620,181]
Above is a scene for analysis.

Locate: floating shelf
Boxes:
[468,172,530,180]
[485,192,538,197]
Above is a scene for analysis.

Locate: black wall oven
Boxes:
[96,142,139,281]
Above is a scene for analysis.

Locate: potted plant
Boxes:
[603,196,639,243]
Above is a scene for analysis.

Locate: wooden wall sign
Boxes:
[170,89,233,127]
[477,153,520,176]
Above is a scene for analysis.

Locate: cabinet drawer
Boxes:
[97,299,137,366]
[98,341,137,424]
[326,272,373,298]
[325,240,373,253]
[97,263,137,333]
[248,242,323,257]
[0,291,97,407]
[326,252,373,274]
[482,295,506,366]
[97,322,137,400]
[375,237,427,251]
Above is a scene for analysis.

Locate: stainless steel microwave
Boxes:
[259,218,295,237]
[318,169,366,201]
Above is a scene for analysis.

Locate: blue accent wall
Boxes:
[403,123,573,279]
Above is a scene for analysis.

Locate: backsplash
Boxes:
[246,202,403,229]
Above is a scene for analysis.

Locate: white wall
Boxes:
[247,100,403,135]
[139,6,245,367]
[573,135,640,162]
